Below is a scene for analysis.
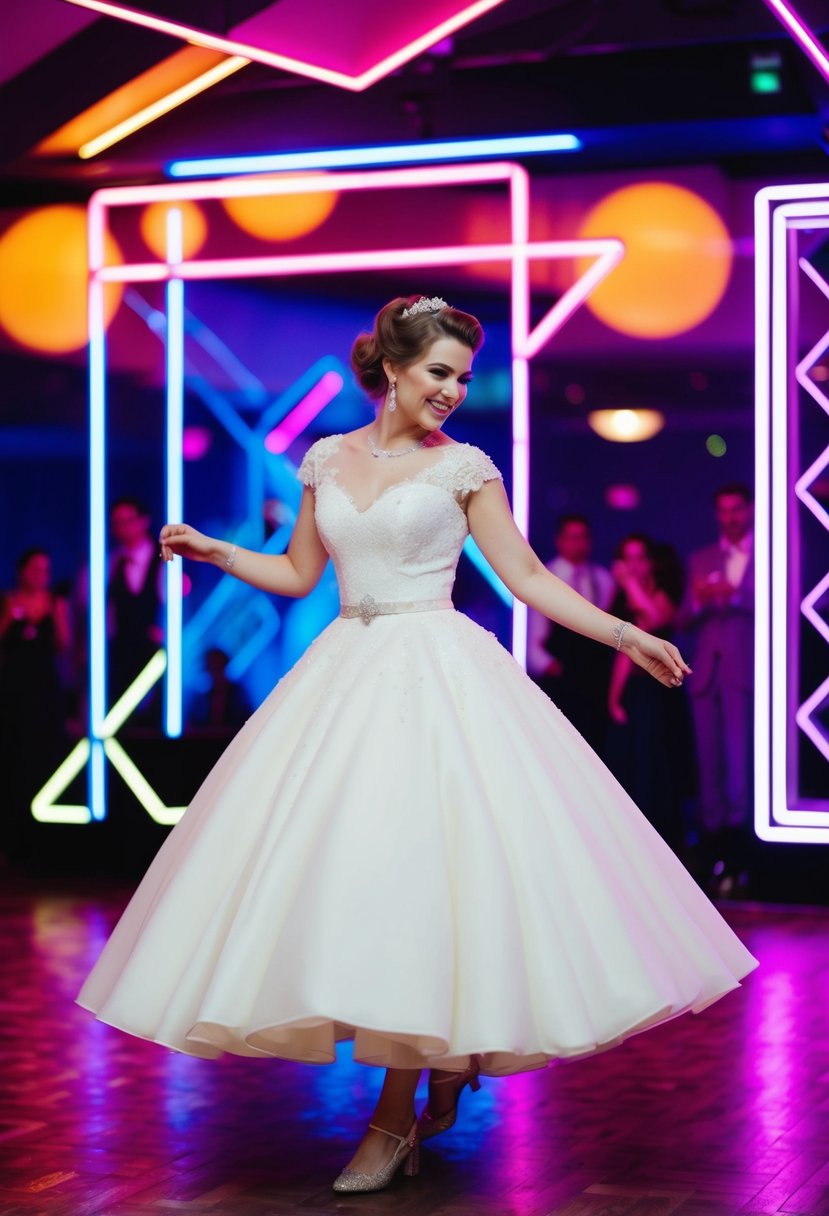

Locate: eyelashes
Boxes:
[429,369,472,385]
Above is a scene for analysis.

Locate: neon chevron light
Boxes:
[79,56,249,158]
[760,0,829,83]
[754,182,829,844]
[265,371,344,454]
[33,651,166,822]
[63,160,622,825]
[168,134,581,179]
[61,0,508,92]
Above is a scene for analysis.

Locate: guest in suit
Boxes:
[108,498,164,722]
[527,514,614,751]
[685,483,754,891]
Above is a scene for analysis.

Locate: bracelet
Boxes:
[225,543,237,572]
[612,620,632,651]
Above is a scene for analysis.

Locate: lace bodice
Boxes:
[298,434,502,605]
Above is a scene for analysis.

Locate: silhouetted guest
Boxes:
[527,514,614,750]
[188,648,251,736]
[0,549,70,863]
[604,534,691,852]
[685,484,754,893]
[108,498,164,720]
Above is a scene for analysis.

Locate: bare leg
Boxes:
[426,1063,479,1120]
[344,1067,420,1176]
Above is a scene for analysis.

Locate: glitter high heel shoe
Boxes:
[418,1055,482,1141]
[331,1120,420,1193]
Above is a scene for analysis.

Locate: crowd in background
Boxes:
[0,484,754,895]
[527,482,755,897]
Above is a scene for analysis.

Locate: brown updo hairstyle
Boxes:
[350,295,484,399]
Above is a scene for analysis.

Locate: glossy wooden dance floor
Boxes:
[1,878,827,1216]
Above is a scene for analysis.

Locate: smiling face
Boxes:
[384,337,474,433]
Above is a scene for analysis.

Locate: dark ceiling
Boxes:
[0,0,827,204]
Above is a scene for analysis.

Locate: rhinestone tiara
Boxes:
[401,296,449,318]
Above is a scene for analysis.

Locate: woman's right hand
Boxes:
[159,523,216,564]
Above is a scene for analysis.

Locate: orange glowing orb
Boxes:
[140,199,208,260]
[221,175,338,241]
[0,205,123,354]
[577,182,732,339]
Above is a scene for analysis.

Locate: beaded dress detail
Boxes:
[78,435,757,1075]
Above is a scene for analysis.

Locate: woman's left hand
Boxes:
[623,626,692,689]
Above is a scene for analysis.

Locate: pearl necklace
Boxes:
[367,431,426,459]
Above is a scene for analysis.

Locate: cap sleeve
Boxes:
[453,444,503,496]
[296,434,341,489]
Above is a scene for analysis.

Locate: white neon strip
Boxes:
[31,739,91,823]
[760,0,829,82]
[79,56,249,159]
[757,182,829,202]
[104,739,186,825]
[774,200,829,830]
[771,203,793,829]
[88,207,108,820]
[93,240,595,283]
[165,209,184,738]
[755,188,829,840]
[168,132,581,178]
[506,166,530,665]
[92,161,520,210]
[90,738,106,822]
[753,186,773,843]
[62,0,510,92]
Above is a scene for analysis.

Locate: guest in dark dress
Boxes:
[603,534,692,852]
[0,549,70,863]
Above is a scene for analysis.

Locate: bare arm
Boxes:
[159,487,329,598]
[467,480,691,687]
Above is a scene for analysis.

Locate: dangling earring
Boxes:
[387,378,397,413]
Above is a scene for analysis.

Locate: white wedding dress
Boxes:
[78,435,758,1075]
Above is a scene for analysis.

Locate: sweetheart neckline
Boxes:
[323,476,466,518]
[317,440,462,515]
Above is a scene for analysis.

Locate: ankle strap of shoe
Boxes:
[368,1123,416,1147]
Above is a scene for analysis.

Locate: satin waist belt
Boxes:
[339,595,454,625]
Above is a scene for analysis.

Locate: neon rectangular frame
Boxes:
[755,182,829,844]
[82,160,622,822]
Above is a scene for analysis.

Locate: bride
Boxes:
[78,294,758,1194]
